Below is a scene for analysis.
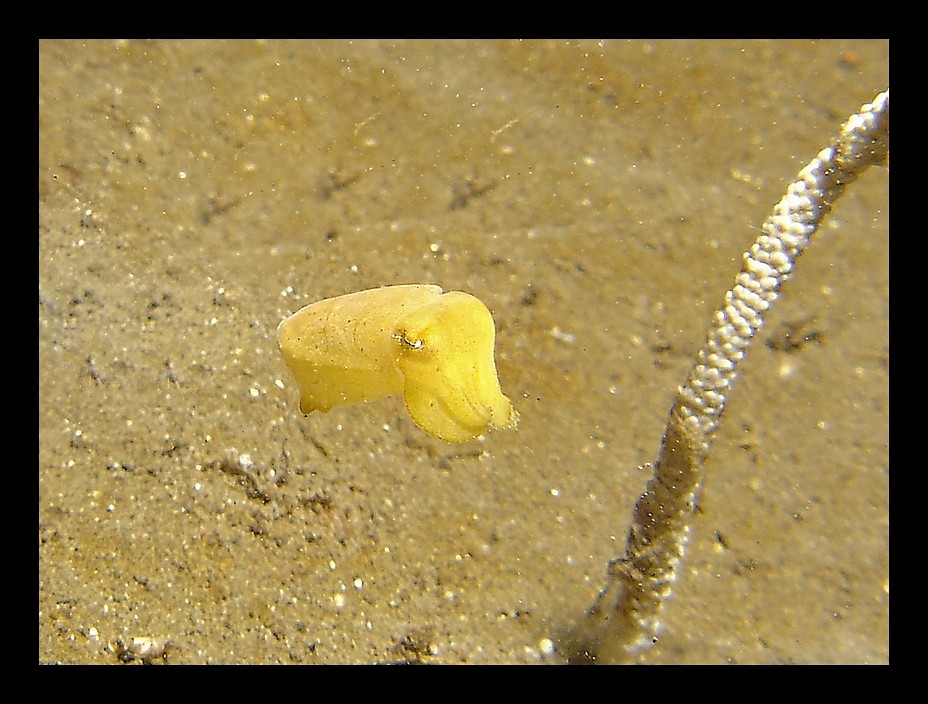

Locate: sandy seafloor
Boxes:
[38,40,888,664]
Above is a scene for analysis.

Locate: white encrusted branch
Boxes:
[678,90,890,453]
[571,90,889,663]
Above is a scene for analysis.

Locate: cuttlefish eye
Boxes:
[277,284,518,443]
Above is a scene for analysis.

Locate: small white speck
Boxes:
[179,171,187,179]
[249,387,260,397]
[238,454,253,469]
[550,326,577,344]
[353,578,363,590]
[274,378,285,389]
[539,637,555,656]
[88,627,99,640]
[332,594,346,608]
[329,560,337,570]
[550,488,561,497]
[194,483,202,491]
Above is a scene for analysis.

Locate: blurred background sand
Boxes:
[39,39,888,663]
